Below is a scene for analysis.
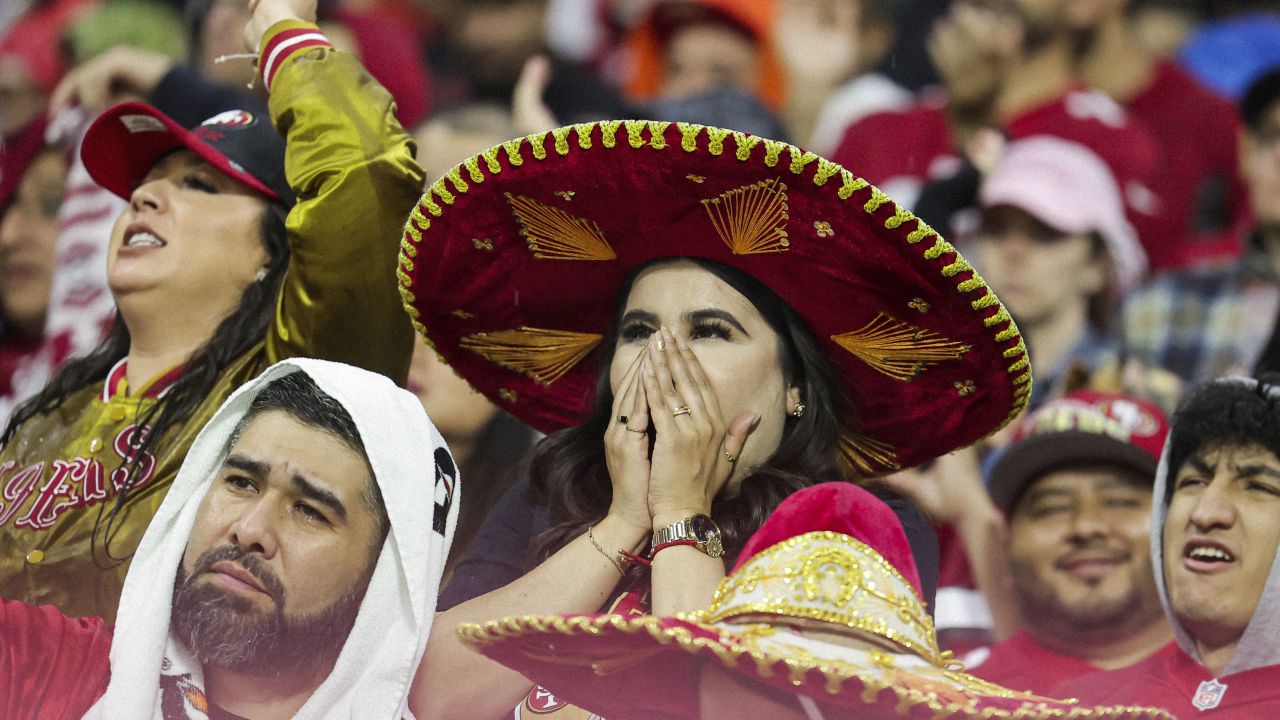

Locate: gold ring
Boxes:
[617,415,629,424]
[724,450,737,463]
[672,406,691,417]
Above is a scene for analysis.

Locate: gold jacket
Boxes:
[0,23,424,622]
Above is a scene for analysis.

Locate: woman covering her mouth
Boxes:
[401,118,1033,719]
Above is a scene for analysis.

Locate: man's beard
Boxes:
[1009,554,1146,636]
[171,545,370,676]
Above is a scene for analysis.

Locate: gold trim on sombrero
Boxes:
[839,432,901,476]
[701,531,945,666]
[458,613,1175,719]
[460,327,603,386]
[831,313,972,382]
[701,177,791,255]
[398,121,1035,440]
[505,192,617,261]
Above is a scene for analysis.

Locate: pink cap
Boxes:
[980,135,1147,295]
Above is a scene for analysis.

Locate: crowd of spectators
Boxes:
[3,0,1280,716]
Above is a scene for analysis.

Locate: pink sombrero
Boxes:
[397,120,1032,476]
[458,483,1174,720]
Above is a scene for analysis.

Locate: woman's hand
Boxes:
[602,346,654,536]
[243,0,319,51]
[642,327,759,527]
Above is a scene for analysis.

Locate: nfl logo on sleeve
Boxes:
[1192,679,1228,710]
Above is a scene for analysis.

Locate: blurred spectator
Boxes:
[410,108,540,576]
[972,137,1145,411]
[0,140,66,402]
[962,391,1173,694]
[1079,0,1248,270]
[833,0,1161,251]
[1124,68,1280,384]
[432,0,630,123]
[0,0,95,135]
[410,342,537,577]
[1129,0,1209,57]
[1178,3,1280,101]
[773,0,911,154]
[620,0,781,108]
[326,3,432,128]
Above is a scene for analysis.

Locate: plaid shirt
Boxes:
[1122,238,1280,384]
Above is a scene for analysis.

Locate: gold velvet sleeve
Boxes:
[263,31,425,385]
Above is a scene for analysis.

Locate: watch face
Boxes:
[690,514,719,541]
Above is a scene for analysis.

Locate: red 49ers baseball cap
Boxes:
[988,390,1170,512]
[81,101,294,207]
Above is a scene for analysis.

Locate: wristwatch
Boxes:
[652,514,724,558]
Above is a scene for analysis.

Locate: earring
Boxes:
[791,402,806,418]
[255,268,269,283]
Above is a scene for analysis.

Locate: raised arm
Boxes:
[248,0,425,384]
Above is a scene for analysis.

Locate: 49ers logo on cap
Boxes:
[522,686,567,713]
[201,110,257,129]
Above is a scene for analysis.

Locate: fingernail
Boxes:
[676,334,688,350]
[655,329,666,351]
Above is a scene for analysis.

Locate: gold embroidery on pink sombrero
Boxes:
[472,238,494,250]
[702,178,790,255]
[831,313,972,381]
[504,193,617,261]
[814,221,834,238]
[498,388,518,403]
[461,327,604,386]
[838,431,902,476]
[954,380,977,397]
[451,309,474,319]
[908,298,930,313]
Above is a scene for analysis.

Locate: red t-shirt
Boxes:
[1124,60,1248,270]
[1054,643,1280,718]
[0,597,111,718]
[832,88,1162,252]
[965,630,1121,696]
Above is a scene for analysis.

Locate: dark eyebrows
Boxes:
[620,309,659,328]
[1234,464,1280,482]
[223,454,269,478]
[685,309,750,337]
[221,453,350,523]
[292,474,349,523]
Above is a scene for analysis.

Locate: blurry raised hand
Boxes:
[243,0,319,51]
[49,47,174,117]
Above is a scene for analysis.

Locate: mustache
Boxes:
[187,545,286,604]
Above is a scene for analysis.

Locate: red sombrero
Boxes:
[457,483,1174,720]
[397,120,1032,474]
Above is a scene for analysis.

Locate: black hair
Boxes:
[1165,376,1280,500]
[2,201,290,567]
[231,371,389,541]
[1241,67,1280,132]
[529,257,855,568]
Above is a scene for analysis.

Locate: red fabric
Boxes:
[1054,644,1280,718]
[0,113,50,210]
[0,597,111,719]
[833,88,1162,257]
[1125,60,1248,270]
[0,0,95,93]
[335,6,431,128]
[830,96,956,190]
[967,630,1118,696]
[733,481,922,595]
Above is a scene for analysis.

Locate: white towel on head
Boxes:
[84,358,460,719]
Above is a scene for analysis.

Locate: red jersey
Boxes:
[0,597,111,719]
[965,630,1123,696]
[1124,60,1248,269]
[832,87,1162,255]
[1053,643,1280,718]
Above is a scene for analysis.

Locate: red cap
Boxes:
[81,102,293,206]
[988,390,1169,512]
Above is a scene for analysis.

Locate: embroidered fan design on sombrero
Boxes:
[839,431,901,476]
[701,178,791,255]
[831,313,972,382]
[505,192,616,261]
[460,326,604,386]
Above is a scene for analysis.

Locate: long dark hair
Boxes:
[1,201,290,566]
[530,258,855,566]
